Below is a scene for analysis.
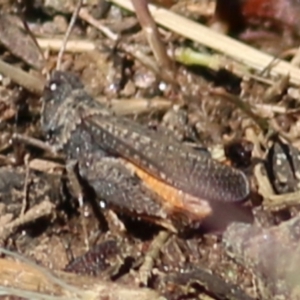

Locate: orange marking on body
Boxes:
[123,160,212,220]
[223,159,232,167]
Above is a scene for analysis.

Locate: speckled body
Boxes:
[41,71,250,229]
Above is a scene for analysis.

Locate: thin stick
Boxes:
[56,0,83,70]
[0,59,44,94]
[110,0,300,86]
[0,201,54,244]
[139,231,171,285]
[130,0,175,80]
[12,134,59,155]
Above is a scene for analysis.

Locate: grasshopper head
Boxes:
[41,71,84,135]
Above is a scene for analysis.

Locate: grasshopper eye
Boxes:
[48,80,59,92]
[43,77,64,103]
[43,71,84,103]
[46,79,59,91]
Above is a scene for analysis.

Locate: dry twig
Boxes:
[56,0,83,70]
[110,0,300,86]
[0,248,165,300]
[130,0,174,82]
[0,201,54,244]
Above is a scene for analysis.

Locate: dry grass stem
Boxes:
[56,0,83,70]
[0,59,44,94]
[130,0,174,75]
[0,249,165,300]
[110,0,300,86]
